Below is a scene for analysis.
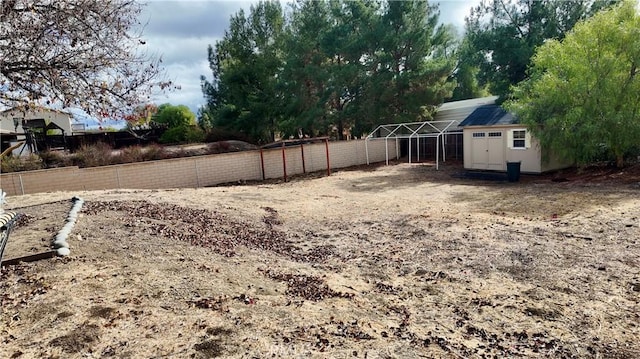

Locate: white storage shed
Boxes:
[460,105,570,173]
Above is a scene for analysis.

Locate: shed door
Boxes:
[471,131,504,170]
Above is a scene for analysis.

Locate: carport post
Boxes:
[442,134,447,162]
[410,122,429,164]
[408,134,412,164]
[436,135,440,170]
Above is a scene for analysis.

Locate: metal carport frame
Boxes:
[365,119,462,170]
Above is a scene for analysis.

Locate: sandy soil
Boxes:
[1,161,639,358]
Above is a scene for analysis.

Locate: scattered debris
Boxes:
[262,270,354,301]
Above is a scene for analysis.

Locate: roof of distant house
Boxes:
[439,95,499,111]
[0,105,73,117]
[459,104,518,127]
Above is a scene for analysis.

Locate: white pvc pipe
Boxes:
[53,197,84,256]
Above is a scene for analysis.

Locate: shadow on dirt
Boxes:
[49,323,101,353]
[451,171,508,181]
[340,160,518,193]
[339,160,635,218]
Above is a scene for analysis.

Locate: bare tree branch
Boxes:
[0,0,172,119]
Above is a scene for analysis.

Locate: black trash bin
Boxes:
[506,161,521,182]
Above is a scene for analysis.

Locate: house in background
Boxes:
[459,104,570,173]
[0,106,79,135]
[0,106,86,155]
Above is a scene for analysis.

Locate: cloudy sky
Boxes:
[141,0,478,115]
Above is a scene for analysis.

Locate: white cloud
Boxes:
[140,1,243,113]
[437,0,481,29]
[152,59,212,112]
[146,35,220,66]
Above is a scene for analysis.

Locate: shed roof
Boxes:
[459,105,518,127]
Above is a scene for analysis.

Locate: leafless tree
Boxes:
[0,0,170,118]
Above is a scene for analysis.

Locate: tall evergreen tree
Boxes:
[361,0,455,131]
[449,37,490,101]
[463,0,618,97]
[279,0,332,138]
[201,1,284,144]
[323,0,378,139]
[202,0,456,141]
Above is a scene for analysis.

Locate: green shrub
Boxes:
[159,126,185,144]
[160,125,205,144]
[185,126,205,143]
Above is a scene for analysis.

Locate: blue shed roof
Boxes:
[459,105,518,127]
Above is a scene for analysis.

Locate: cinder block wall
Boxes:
[0,139,396,196]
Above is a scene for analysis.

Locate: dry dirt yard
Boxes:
[1,162,639,359]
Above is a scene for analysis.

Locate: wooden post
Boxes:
[325,139,331,176]
[281,142,287,182]
[260,148,266,180]
[301,144,306,174]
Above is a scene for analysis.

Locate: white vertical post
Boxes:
[385,138,389,165]
[365,138,370,165]
[435,135,439,170]
[442,134,447,162]
[408,136,412,164]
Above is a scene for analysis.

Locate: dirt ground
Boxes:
[1,161,639,358]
